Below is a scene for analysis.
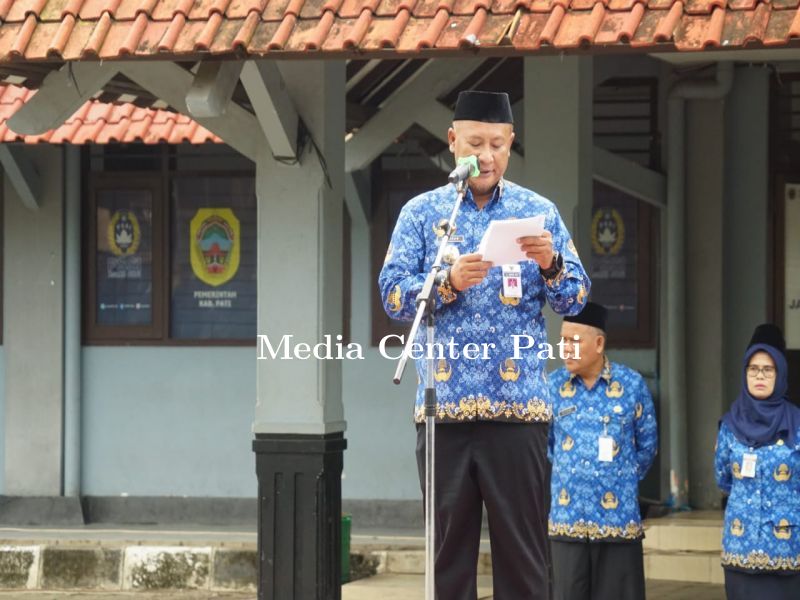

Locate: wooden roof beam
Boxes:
[119,61,264,162]
[186,60,243,119]
[240,60,299,162]
[7,62,118,135]
[345,58,484,174]
[0,146,40,210]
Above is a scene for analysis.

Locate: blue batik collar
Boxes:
[568,356,613,388]
[464,178,505,209]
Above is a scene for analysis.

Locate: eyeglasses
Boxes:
[746,365,776,379]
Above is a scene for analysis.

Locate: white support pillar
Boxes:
[3,146,64,495]
[254,61,345,435]
[523,57,594,345]
[252,61,346,600]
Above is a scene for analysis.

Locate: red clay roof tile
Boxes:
[0,0,790,62]
[0,83,222,144]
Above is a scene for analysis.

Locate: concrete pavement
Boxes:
[0,577,726,599]
[342,574,726,600]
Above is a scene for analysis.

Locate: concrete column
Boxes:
[723,67,769,407]
[252,61,346,600]
[685,99,725,509]
[254,61,345,436]
[523,56,594,345]
[3,146,64,495]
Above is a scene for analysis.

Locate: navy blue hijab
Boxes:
[722,343,800,448]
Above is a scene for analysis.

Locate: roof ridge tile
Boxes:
[459,6,488,46]
[304,8,337,49]
[269,11,297,48]
[789,6,800,37]
[9,14,38,58]
[159,13,188,51]
[343,7,376,47]
[196,12,225,50]
[48,13,76,57]
[417,6,451,47]
[82,11,112,57]
[374,7,413,46]
[233,10,261,47]
[60,0,85,20]
[654,0,682,39]
[539,3,565,42]
[119,12,149,55]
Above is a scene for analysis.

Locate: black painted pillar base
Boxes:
[253,432,347,600]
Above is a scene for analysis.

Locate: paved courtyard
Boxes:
[342,574,725,600]
[0,577,725,599]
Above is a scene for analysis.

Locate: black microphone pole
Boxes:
[393,177,469,600]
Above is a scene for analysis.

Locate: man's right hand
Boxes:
[450,253,493,291]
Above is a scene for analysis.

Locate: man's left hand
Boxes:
[518,231,554,269]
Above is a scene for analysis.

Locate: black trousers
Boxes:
[551,539,646,600]
[415,422,551,600]
[724,568,800,600]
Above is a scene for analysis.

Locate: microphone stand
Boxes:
[393,179,468,600]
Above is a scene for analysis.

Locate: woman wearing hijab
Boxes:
[715,324,800,599]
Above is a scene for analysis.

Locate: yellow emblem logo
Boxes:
[601,491,619,510]
[591,207,625,256]
[732,462,743,479]
[774,464,791,482]
[562,436,574,451]
[560,380,576,398]
[387,285,403,312]
[577,285,587,305]
[777,439,785,446]
[434,359,452,383]
[108,210,141,256]
[731,519,744,537]
[558,489,571,506]
[773,519,792,540]
[499,358,521,382]
[499,290,520,306]
[606,381,624,398]
[190,208,240,287]
[635,402,643,419]
[432,219,451,238]
[612,439,620,458]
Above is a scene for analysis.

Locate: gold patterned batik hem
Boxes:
[548,519,644,542]
[414,396,552,424]
[721,551,800,572]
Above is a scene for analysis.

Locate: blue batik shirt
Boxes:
[715,422,800,573]
[378,180,590,424]
[548,359,658,542]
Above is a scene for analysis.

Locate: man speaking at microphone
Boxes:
[379,90,590,599]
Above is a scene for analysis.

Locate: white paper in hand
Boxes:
[477,215,545,264]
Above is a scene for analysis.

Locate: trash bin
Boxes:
[341,514,352,584]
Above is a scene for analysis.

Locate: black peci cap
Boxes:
[563,302,608,332]
[748,323,786,357]
[453,91,514,124]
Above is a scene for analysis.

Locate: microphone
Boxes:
[448,155,480,184]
